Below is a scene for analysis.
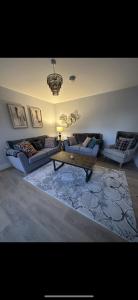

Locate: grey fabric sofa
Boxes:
[63,133,103,157]
[6,135,60,174]
[103,131,138,167]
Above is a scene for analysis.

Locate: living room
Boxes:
[0,57,138,242]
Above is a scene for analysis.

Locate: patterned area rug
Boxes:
[24,162,138,242]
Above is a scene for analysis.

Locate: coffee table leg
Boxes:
[53,160,64,171]
[84,168,92,182]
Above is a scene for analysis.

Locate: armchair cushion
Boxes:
[104,148,126,159]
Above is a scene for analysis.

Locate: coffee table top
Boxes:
[50,151,97,170]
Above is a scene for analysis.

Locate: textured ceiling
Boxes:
[0,58,138,103]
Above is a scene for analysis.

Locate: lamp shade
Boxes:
[56,126,64,132]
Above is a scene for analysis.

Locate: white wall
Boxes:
[1,85,138,170]
[55,86,138,166]
[0,86,56,170]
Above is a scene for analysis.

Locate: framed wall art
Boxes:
[29,106,43,128]
[8,103,28,128]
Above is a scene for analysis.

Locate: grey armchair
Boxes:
[103,131,138,167]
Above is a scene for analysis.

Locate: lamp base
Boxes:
[58,133,61,140]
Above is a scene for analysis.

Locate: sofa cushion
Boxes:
[29,147,58,163]
[87,137,97,149]
[66,144,99,157]
[68,136,77,146]
[14,141,38,157]
[44,137,57,148]
[7,135,47,149]
[79,145,99,156]
[73,133,102,144]
[31,140,44,150]
[82,137,91,147]
[66,145,81,153]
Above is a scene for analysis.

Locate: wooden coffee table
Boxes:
[50,151,97,182]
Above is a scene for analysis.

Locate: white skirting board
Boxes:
[0,162,11,171]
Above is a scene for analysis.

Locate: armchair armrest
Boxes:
[125,148,136,157]
[104,144,115,149]
[125,142,138,156]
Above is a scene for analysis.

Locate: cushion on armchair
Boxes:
[118,137,136,149]
[115,137,136,151]
[115,139,130,151]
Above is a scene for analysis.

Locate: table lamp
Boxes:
[56,126,64,140]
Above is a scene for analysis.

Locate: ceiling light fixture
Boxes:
[47,59,63,96]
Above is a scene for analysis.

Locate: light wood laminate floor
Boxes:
[0,157,138,242]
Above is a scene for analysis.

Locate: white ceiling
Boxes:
[0,58,138,104]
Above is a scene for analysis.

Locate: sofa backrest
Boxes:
[116,131,138,143]
[7,135,48,149]
[73,133,103,144]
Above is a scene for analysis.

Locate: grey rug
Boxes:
[24,162,138,242]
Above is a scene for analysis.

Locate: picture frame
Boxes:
[29,106,43,128]
[7,103,28,128]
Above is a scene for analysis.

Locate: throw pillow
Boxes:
[32,140,44,150]
[68,136,77,146]
[14,141,38,157]
[118,137,136,150]
[45,137,57,148]
[115,139,130,151]
[82,137,91,147]
[87,137,97,149]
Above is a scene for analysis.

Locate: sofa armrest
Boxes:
[17,152,29,167]
[91,144,99,156]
